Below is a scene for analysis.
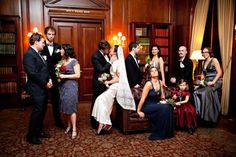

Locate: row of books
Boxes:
[0,24,16,33]
[138,37,150,46]
[0,67,14,75]
[135,27,150,36]
[160,47,169,56]
[0,82,17,93]
[0,44,16,55]
[154,38,169,46]
[0,33,15,43]
[155,29,169,37]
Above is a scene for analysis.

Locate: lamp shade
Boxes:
[190,50,205,61]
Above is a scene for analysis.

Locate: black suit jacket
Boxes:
[41,42,61,84]
[125,54,141,87]
[176,57,193,85]
[91,50,111,94]
[23,47,50,96]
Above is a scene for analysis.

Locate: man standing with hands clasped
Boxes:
[41,26,64,129]
[23,33,52,144]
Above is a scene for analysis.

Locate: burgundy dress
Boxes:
[173,90,197,129]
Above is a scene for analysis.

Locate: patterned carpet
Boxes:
[0,102,236,157]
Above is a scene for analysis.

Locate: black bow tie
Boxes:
[47,43,53,46]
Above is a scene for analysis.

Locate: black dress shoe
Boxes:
[187,128,194,135]
[26,137,42,145]
[39,131,51,138]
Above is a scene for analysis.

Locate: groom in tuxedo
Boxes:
[41,26,64,128]
[90,40,116,128]
[23,33,52,144]
[125,42,141,88]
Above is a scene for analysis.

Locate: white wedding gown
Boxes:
[92,60,119,125]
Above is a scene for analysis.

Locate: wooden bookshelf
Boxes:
[130,22,172,81]
[0,16,21,108]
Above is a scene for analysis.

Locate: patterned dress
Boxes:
[59,59,79,114]
[142,81,174,140]
[193,58,222,122]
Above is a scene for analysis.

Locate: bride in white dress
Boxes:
[92,45,136,134]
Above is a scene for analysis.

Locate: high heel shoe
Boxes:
[72,130,77,139]
[64,127,71,134]
[97,123,104,135]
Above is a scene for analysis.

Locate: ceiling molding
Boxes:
[44,0,110,10]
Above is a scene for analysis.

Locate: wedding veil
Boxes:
[116,46,136,110]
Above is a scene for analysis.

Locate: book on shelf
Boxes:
[155,29,169,37]
[160,48,169,56]
[154,38,169,46]
[0,33,15,43]
[135,27,148,36]
[0,67,13,75]
[0,44,16,55]
[0,82,17,93]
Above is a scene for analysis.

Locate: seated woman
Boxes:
[193,47,222,123]
[145,44,166,87]
[172,79,197,134]
[92,45,135,134]
[137,66,174,140]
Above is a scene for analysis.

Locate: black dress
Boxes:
[142,81,174,140]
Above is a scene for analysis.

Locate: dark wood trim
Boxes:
[44,0,110,10]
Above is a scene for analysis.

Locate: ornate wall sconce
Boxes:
[27,27,42,37]
[112,32,126,46]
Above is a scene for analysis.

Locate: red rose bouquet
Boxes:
[55,60,66,82]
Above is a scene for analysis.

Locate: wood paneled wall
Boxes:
[1,0,235,109]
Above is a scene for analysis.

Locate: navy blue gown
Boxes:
[142,81,174,140]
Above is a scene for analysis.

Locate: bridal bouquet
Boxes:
[55,60,66,82]
[98,73,111,87]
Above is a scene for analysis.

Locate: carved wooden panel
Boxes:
[53,20,102,101]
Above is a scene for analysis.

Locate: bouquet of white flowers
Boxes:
[98,73,111,87]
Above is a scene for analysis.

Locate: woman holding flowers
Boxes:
[92,45,119,134]
[193,47,222,123]
[145,44,166,87]
[92,45,135,135]
[137,66,174,140]
[57,44,80,139]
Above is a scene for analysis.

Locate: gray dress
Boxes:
[193,58,222,122]
[59,59,79,114]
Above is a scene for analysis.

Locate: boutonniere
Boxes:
[137,59,140,64]
[42,55,47,61]
[55,49,61,53]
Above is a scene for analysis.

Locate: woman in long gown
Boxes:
[92,46,120,134]
[193,47,222,123]
[58,44,80,139]
[145,44,166,87]
[137,66,174,140]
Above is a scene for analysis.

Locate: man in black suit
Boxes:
[90,40,116,128]
[41,26,64,128]
[170,46,193,91]
[125,42,142,88]
[23,33,52,144]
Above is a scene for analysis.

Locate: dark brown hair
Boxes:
[29,33,44,45]
[44,26,56,35]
